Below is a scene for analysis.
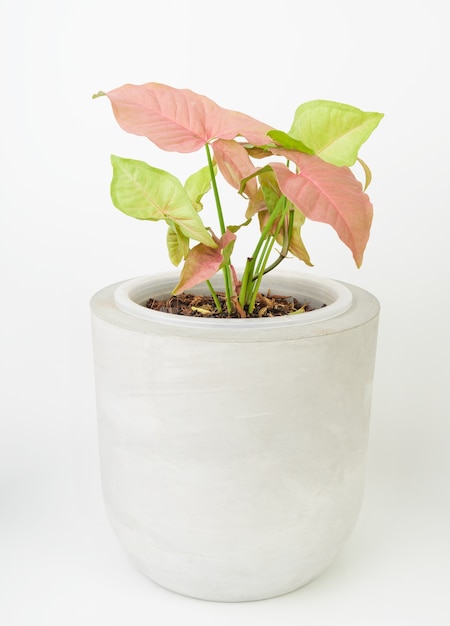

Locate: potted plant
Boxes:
[91,82,383,602]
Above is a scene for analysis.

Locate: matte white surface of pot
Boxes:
[90,271,379,602]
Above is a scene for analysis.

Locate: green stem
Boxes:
[248,207,288,314]
[240,196,288,309]
[254,234,273,277]
[206,280,222,313]
[248,236,278,314]
[249,200,284,269]
[239,257,253,307]
[205,143,226,235]
[205,143,233,314]
[260,209,295,276]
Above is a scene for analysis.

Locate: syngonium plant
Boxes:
[93,83,383,317]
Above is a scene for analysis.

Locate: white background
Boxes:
[1,0,449,624]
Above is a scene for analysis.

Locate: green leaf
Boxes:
[184,165,215,212]
[166,223,190,266]
[266,130,314,154]
[288,100,383,166]
[110,155,216,247]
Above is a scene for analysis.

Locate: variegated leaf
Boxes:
[173,230,236,294]
[102,83,273,152]
[288,100,383,166]
[270,150,372,266]
[110,155,216,247]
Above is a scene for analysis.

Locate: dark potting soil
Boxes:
[145,291,324,319]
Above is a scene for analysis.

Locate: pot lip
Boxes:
[113,270,353,328]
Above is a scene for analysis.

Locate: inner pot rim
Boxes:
[113,270,353,329]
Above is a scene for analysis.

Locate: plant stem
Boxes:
[240,196,288,309]
[248,205,289,314]
[205,143,233,314]
[248,236,278,314]
[254,234,273,278]
[206,280,222,313]
[239,258,253,304]
[205,143,226,235]
[259,209,295,276]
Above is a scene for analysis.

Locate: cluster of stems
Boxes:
[205,144,293,317]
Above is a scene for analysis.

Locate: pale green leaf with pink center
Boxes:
[100,83,273,153]
[166,165,216,265]
[173,230,237,294]
[165,167,215,266]
[270,150,373,267]
[286,100,384,166]
[110,155,216,247]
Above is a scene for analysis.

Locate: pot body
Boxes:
[90,271,379,602]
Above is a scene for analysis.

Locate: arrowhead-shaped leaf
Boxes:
[270,151,373,266]
[104,83,273,153]
[110,155,216,247]
[173,230,236,294]
[288,100,383,166]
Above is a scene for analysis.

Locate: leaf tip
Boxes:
[92,90,107,100]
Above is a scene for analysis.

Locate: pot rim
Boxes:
[113,270,353,329]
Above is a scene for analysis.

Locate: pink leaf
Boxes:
[105,83,273,153]
[212,139,259,199]
[173,230,237,294]
[270,151,373,266]
[173,244,223,293]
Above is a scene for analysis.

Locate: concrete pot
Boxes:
[90,270,379,602]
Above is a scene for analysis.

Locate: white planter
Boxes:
[90,271,379,602]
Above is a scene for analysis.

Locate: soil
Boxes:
[145,291,324,319]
